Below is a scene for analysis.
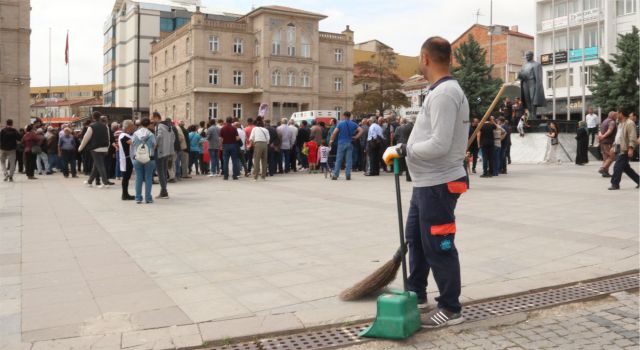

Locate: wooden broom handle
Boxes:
[466,83,509,151]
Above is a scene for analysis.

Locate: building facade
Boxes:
[149,6,354,123]
[103,0,240,116]
[354,40,420,80]
[0,0,30,127]
[30,84,103,105]
[535,0,639,120]
[451,24,534,83]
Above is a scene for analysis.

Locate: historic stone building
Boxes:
[149,5,354,123]
[0,0,30,127]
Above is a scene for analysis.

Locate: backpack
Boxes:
[135,137,151,164]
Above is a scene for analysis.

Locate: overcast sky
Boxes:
[30,0,535,87]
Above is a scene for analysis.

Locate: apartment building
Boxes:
[30,84,103,104]
[535,0,639,120]
[0,0,30,127]
[148,5,354,123]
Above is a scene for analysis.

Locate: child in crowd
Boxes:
[306,140,318,173]
[318,140,330,175]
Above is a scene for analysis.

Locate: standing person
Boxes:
[35,129,50,175]
[288,119,298,172]
[152,112,175,199]
[609,107,639,190]
[220,117,241,180]
[365,117,384,176]
[79,112,112,187]
[118,120,135,200]
[517,112,529,137]
[266,119,279,176]
[244,118,255,175]
[499,97,513,123]
[176,121,190,179]
[132,118,156,204]
[309,120,323,145]
[477,118,496,177]
[492,117,505,176]
[585,107,600,147]
[306,139,318,173]
[15,128,25,174]
[188,125,202,175]
[277,118,293,173]
[45,127,59,173]
[80,120,92,175]
[325,119,337,171]
[0,119,20,182]
[22,125,42,180]
[383,36,468,327]
[499,117,511,174]
[467,118,479,173]
[543,122,561,164]
[235,122,248,176]
[359,119,369,172]
[206,119,221,177]
[249,117,270,181]
[165,118,180,183]
[329,111,363,180]
[57,127,77,178]
[575,121,589,165]
[318,141,330,175]
[395,117,414,181]
[296,120,310,170]
[597,111,617,177]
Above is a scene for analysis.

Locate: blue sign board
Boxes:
[569,47,598,62]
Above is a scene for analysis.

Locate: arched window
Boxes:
[163,78,168,94]
[272,30,281,55]
[185,69,190,87]
[301,35,310,58]
[271,69,281,86]
[254,70,260,86]
[172,75,176,91]
[233,38,243,54]
[254,39,260,57]
[287,71,296,87]
[172,45,176,62]
[301,71,310,87]
[185,37,190,55]
[287,23,296,56]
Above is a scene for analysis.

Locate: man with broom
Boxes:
[383,36,469,328]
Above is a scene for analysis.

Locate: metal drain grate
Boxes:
[205,272,638,350]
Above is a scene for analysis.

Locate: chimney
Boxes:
[342,25,354,41]
[510,25,519,32]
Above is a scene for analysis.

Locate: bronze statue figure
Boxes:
[517,51,546,119]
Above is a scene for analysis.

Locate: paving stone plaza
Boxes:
[0,163,638,349]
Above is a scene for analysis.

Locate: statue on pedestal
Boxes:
[517,51,546,119]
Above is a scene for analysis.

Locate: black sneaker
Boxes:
[422,308,464,328]
[8,176,13,182]
[331,176,337,180]
[346,175,351,180]
[608,186,620,191]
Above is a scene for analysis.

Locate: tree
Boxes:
[591,26,639,114]
[451,34,503,119]
[353,46,409,116]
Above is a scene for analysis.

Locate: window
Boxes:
[172,75,176,91]
[617,0,636,15]
[335,48,344,63]
[555,1,567,17]
[287,24,296,56]
[233,103,243,119]
[581,65,596,85]
[208,102,218,119]
[186,37,190,55]
[233,38,243,54]
[163,78,168,94]
[172,45,176,62]
[287,71,296,87]
[209,35,219,52]
[272,69,281,86]
[301,71,310,87]
[208,69,219,85]
[254,70,260,86]
[584,0,600,11]
[272,30,281,55]
[154,56,157,71]
[301,35,310,58]
[164,50,168,65]
[185,70,190,87]
[363,83,370,91]
[186,102,190,120]
[568,68,574,87]
[547,71,554,89]
[255,39,260,57]
[233,70,243,86]
[335,106,342,114]
[554,34,567,51]
[584,26,602,48]
[334,77,343,91]
[154,83,158,97]
[569,30,580,50]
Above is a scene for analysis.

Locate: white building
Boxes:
[103,0,240,116]
[535,0,639,120]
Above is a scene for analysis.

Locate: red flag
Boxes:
[65,32,69,65]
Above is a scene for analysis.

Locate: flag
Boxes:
[65,32,69,65]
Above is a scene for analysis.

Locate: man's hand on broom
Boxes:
[383,144,406,165]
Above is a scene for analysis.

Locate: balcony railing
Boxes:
[319,31,349,42]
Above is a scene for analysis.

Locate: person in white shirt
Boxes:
[585,107,600,146]
[234,122,248,176]
[365,117,384,176]
[249,118,270,180]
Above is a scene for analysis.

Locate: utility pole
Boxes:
[489,0,493,66]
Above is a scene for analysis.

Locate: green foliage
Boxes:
[451,34,503,119]
[591,26,639,114]
[353,46,409,116]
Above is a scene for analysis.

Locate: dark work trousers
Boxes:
[500,145,509,173]
[481,144,494,175]
[289,146,297,172]
[405,178,466,314]
[275,149,283,174]
[88,151,109,185]
[328,143,337,170]
[156,156,169,195]
[245,148,254,174]
[469,146,479,172]
[399,157,412,181]
[82,150,92,175]
[268,147,276,176]
[61,150,77,177]
[611,154,639,188]
[588,127,598,145]
[25,152,36,177]
[122,158,133,196]
[367,141,381,175]
[16,149,24,173]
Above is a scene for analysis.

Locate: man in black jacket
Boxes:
[265,119,279,176]
[1,119,21,182]
[79,112,113,187]
[296,120,310,169]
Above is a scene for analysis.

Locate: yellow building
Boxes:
[30,84,103,104]
[354,40,420,80]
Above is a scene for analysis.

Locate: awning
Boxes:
[39,117,81,124]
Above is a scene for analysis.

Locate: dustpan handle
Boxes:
[393,159,409,291]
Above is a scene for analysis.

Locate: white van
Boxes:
[290,110,339,126]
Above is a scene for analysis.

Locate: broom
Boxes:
[339,245,404,301]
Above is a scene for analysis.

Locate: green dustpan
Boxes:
[359,158,421,340]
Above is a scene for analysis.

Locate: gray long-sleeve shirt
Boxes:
[406,79,469,187]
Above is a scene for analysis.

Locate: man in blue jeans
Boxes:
[220,117,241,180]
[329,111,363,181]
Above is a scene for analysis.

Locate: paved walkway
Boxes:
[0,163,638,349]
[344,291,639,350]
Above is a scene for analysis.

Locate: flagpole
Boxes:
[66,30,70,102]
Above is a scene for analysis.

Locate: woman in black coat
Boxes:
[575,121,589,165]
